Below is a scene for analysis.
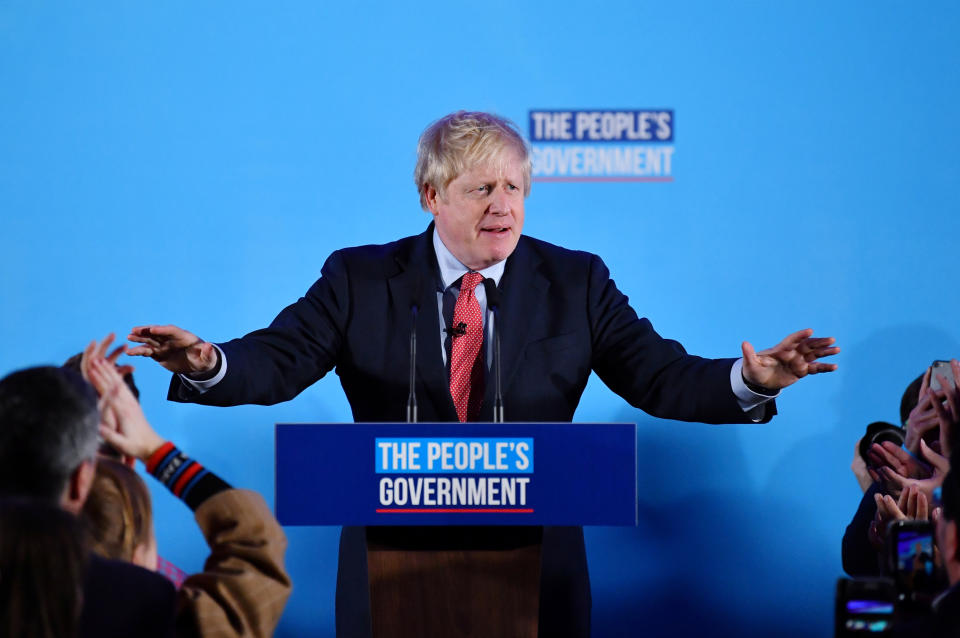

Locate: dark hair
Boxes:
[0,498,87,638]
[82,458,154,562]
[900,373,925,426]
[0,366,99,502]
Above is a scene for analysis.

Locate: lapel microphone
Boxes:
[450,322,467,338]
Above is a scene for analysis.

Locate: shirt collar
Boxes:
[432,227,506,290]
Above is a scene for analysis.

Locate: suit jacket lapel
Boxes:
[386,223,459,422]
[478,237,549,421]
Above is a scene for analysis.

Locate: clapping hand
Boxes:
[87,354,166,463]
[870,484,930,549]
[870,361,956,503]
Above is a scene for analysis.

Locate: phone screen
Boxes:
[893,528,937,594]
[930,360,956,392]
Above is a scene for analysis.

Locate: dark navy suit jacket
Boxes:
[169,223,774,636]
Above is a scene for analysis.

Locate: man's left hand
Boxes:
[741,328,839,391]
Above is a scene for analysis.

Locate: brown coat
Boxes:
[176,489,292,637]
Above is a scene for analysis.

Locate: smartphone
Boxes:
[887,520,943,597]
[929,360,955,392]
[835,578,896,635]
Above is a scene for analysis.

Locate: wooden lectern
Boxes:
[366,525,542,638]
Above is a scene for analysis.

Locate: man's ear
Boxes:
[61,457,97,515]
[423,184,441,216]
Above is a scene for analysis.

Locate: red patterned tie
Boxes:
[449,272,485,422]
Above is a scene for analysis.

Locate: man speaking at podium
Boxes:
[128,111,838,636]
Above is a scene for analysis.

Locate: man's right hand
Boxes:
[127,325,218,376]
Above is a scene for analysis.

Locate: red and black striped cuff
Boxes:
[146,442,230,511]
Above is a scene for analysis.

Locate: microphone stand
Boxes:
[483,278,504,423]
[406,303,418,423]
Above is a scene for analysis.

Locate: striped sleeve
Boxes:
[146,442,231,511]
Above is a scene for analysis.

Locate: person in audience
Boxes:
[66,336,188,585]
[873,363,957,517]
[0,498,87,638]
[851,437,876,494]
[82,456,158,570]
[2,338,293,637]
[843,363,957,576]
[892,449,960,637]
[62,334,138,463]
[927,449,960,633]
[0,365,177,638]
[87,348,292,637]
[852,421,904,494]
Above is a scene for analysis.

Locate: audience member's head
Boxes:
[0,497,86,638]
[82,457,158,570]
[63,351,140,461]
[0,366,99,513]
[901,372,925,427]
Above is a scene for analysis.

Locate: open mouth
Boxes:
[481,227,510,234]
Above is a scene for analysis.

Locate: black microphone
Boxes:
[449,322,467,338]
[406,281,421,423]
[482,278,504,423]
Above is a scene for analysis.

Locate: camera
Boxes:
[835,521,947,636]
[858,422,905,463]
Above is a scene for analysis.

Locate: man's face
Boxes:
[426,150,525,270]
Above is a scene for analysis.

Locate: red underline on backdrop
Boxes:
[375,508,535,514]
[533,176,674,183]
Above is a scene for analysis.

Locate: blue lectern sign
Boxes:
[275,423,637,526]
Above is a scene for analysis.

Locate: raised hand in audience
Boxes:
[79,333,133,380]
[904,368,940,453]
[87,356,166,462]
[867,360,959,497]
[870,484,931,549]
[930,359,960,458]
[877,439,949,508]
[873,366,957,514]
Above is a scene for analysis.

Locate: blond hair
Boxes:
[414,111,531,210]
[81,458,153,563]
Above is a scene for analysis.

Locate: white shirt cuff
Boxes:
[179,344,227,393]
[730,358,778,417]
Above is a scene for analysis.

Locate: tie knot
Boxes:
[460,272,483,293]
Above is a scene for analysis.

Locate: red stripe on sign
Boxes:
[375,508,534,514]
[532,176,674,183]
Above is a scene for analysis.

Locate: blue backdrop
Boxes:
[2,2,959,636]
